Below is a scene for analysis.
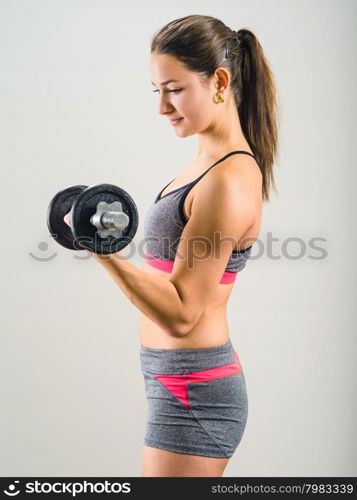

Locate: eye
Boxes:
[152,89,182,94]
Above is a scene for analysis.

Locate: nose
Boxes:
[158,94,174,116]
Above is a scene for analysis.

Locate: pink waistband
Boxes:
[144,251,237,284]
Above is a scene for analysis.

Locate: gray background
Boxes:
[1,0,356,477]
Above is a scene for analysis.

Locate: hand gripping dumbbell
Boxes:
[47,184,138,255]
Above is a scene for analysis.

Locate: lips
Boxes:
[170,118,183,124]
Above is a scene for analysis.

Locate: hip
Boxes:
[139,338,248,458]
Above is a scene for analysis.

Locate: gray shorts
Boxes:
[140,339,248,458]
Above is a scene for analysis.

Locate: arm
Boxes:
[64,210,188,338]
[93,164,258,337]
[165,165,258,334]
[92,254,188,338]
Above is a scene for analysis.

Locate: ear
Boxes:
[214,66,231,92]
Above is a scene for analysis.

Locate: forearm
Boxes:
[92,253,186,337]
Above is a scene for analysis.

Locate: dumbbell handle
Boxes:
[90,210,129,231]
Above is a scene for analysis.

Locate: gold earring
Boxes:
[216,92,224,103]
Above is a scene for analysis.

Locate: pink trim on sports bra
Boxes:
[144,251,238,284]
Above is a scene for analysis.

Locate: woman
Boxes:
[67,14,279,477]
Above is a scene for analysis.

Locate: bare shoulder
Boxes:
[222,154,262,188]
[201,153,262,202]
[185,152,262,223]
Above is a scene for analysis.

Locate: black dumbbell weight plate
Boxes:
[71,183,139,254]
[47,185,88,250]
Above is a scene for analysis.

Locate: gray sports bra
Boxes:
[143,151,255,273]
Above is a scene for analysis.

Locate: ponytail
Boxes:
[236,29,280,201]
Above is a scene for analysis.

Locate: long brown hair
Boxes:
[151,14,280,202]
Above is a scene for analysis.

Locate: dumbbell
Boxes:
[47,183,138,254]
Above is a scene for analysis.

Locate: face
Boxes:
[150,52,222,137]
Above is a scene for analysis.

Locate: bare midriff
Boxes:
[140,259,235,349]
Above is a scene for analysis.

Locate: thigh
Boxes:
[141,445,229,477]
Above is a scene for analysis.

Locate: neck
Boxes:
[196,103,251,159]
